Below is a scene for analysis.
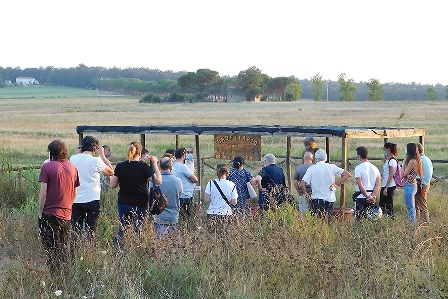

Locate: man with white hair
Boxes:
[301,149,351,220]
[255,153,286,211]
[415,142,433,223]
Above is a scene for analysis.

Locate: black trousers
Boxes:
[71,200,100,236]
[379,186,396,216]
[39,214,71,273]
[179,197,194,219]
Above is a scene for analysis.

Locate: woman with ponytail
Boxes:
[110,141,162,244]
[402,142,423,224]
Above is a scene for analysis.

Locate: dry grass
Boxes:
[0,95,448,298]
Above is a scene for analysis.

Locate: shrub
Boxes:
[139,93,162,103]
[0,170,28,209]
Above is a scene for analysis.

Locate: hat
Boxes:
[303,137,315,143]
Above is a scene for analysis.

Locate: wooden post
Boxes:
[140,134,146,150]
[78,133,83,145]
[340,136,347,210]
[325,137,330,163]
[286,136,292,190]
[175,135,180,149]
[419,135,424,147]
[195,134,201,201]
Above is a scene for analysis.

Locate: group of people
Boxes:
[37,137,200,271]
[293,138,433,224]
[37,135,433,272]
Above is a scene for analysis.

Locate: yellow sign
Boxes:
[214,134,262,161]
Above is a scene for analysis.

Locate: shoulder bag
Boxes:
[212,180,231,206]
[149,159,168,215]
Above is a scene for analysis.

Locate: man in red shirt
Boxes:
[38,140,79,273]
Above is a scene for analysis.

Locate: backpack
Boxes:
[389,158,403,187]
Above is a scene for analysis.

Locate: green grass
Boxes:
[0,86,121,99]
[0,89,448,298]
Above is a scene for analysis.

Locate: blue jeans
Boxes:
[403,184,417,224]
[114,204,148,244]
[153,223,178,238]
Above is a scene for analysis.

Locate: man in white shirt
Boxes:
[70,136,114,237]
[415,143,433,223]
[172,148,198,220]
[301,149,351,221]
[353,146,381,220]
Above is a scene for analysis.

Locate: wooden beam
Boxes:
[325,137,330,163]
[345,128,425,139]
[140,134,146,149]
[195,135,201,202]
[340,137,347,211]
[176,135,180,149]
[286,137,292,190]
[78,133,83,145]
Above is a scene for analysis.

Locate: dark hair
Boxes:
[232,156,244,169]
[174,148,186,159]
[416,142,424,154]
[384,142,398,156]
[165,149,175,155]
[356,146,368,160]
[141,148,149,155]
[216,164,229,178]
[48,140,68,160]
[81,135,99,152]
[405,142,423,177]
[160,157,172,170]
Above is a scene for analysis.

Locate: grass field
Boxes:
[0,88,447,298]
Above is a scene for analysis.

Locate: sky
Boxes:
[2,0,448,85]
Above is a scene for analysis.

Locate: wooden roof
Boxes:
[76,125,425,138]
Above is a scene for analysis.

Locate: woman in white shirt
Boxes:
[379,142,398,216]
[204,164,238,222]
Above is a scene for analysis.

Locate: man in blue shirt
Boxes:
[255,154,286,211]
[415,143,433,223]
[153,157,183,237]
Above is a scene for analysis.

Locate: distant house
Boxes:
[16,77,39,85]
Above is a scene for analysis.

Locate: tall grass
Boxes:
[0,184,447,298]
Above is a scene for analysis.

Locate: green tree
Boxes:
[445,86,448,100]
[426,86,437,101]
[236,66,264,101]
[177,69,221,101]
[284,83,303,101]
[265,76,296,101]
[311,74,325,101]
[338,73,358,101]
[367,78,383,101]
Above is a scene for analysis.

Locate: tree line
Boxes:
[1,64,447,101]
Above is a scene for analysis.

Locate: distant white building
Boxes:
[16,77,39,85]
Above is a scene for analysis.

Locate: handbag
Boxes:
[149,160,168,215]
[247,181,257,199]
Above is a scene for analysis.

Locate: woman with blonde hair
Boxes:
[110,141,162,243]
[402,142,423,224]
[204,164,238,222]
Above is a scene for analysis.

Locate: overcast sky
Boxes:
[2,0,447,85]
